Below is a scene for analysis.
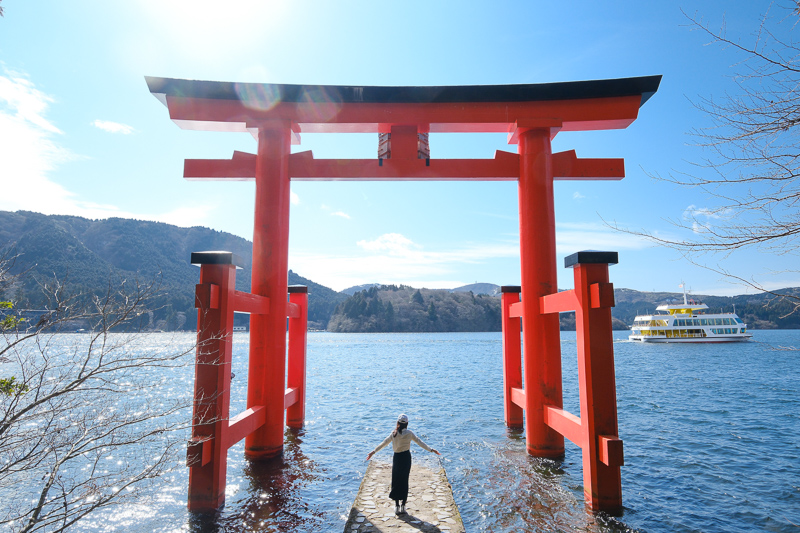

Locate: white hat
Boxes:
[397,414,409,424]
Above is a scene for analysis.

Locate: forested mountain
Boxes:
[327,285,503,332]
[329,285,800,332]
[1,211,797,332]
[451,283,500,296]
[612,287,800,329]
[0,211,346,330]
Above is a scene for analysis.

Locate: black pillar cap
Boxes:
[288,285,308,294]
[501,285,522,293]
[190,251,246,269]
[564,250,618,268]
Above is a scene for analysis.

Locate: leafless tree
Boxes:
[617,3,800,315]
[0,256,195,532]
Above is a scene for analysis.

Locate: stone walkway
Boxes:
[344,461,465,533]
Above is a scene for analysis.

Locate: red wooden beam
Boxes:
[590,282,616,308]
[226,406,266,449]
[184,149,623,182]
[543,405,584,448]
[231,291,270,315]
[164,95,644,134]
[186,437,213,467]
[540,289,578,314]
[284,387,299,409]
[511,387,526,409]
[286,302,301,319]
[599,436,625,467]
[508,301,524,318]
[552,150,624,180]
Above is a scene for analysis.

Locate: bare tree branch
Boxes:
[615,4,800,312]
[0,255,196,533]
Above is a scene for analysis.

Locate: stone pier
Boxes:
[344,461,465,533]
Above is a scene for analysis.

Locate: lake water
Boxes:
[67,330,799,532]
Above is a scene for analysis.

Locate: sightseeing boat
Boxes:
[629,285,752,343]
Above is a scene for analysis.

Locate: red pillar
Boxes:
[246,123,292,459]
[286,286,308,428]
[518,127,564,457]
[188,254,237,511]
[570,253,623,511]
[501,286,523,428]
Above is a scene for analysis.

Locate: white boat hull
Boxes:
[628,335,752,343]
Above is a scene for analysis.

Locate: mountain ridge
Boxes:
[1,211,797,331]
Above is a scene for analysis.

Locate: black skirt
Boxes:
[389,450,411,501]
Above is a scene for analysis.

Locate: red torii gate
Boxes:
[146,75,660,513]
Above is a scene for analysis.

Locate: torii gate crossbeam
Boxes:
[146,74,661,514]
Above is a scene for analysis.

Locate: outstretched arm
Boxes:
[366,434,392,461]
[409,431,440,454]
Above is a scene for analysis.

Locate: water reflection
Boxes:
[189,428,327,532]
[455,432,638,533]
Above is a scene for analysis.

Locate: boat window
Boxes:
[736,318,744,324]
[742,328,747,333]
[715,318,722,325]
[700,319,706,325]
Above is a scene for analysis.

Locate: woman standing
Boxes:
[366,414,441,515]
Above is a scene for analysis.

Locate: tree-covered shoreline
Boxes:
[1,211,798,332]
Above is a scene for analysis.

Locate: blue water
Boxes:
[70,330,799,532]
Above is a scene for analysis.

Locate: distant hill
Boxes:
[327,285,502,332]
[328,284,800,333]
[341,283,383,296]
[2,211,797,332]
[0,211,347,330]
[328,285,629,333]
[451,283,500,296]
[612,287,800,329]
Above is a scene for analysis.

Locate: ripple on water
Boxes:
[64,330,799,532]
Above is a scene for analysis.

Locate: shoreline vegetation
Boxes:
[1,210,798,333]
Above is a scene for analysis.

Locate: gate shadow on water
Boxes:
[188,428,328,533]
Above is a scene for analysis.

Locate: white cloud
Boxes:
[357,233,416,254]
[292,233,520,291]
[572,191,585,200]
[0,69,76,214]
[0,67,212,228]
[92,119,135,134]
[291,222,658,291]
[0,72,61,133]
[331,211,350,219]
[683,204,733,233]
[290,191,300,205]
[683,204,728,220]
[556,222,651,254]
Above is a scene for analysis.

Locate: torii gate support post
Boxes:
[187,251,309,511]
[188,256,236,511]
[246,122,293,459]
[568,252,623,511]
[500,286,523,428]
[517,126,564,457]
[286,286,308,428]
[501,251,624,512]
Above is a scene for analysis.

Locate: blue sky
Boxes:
[0,1,796,295]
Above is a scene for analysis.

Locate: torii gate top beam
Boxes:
[145,75,661,136]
